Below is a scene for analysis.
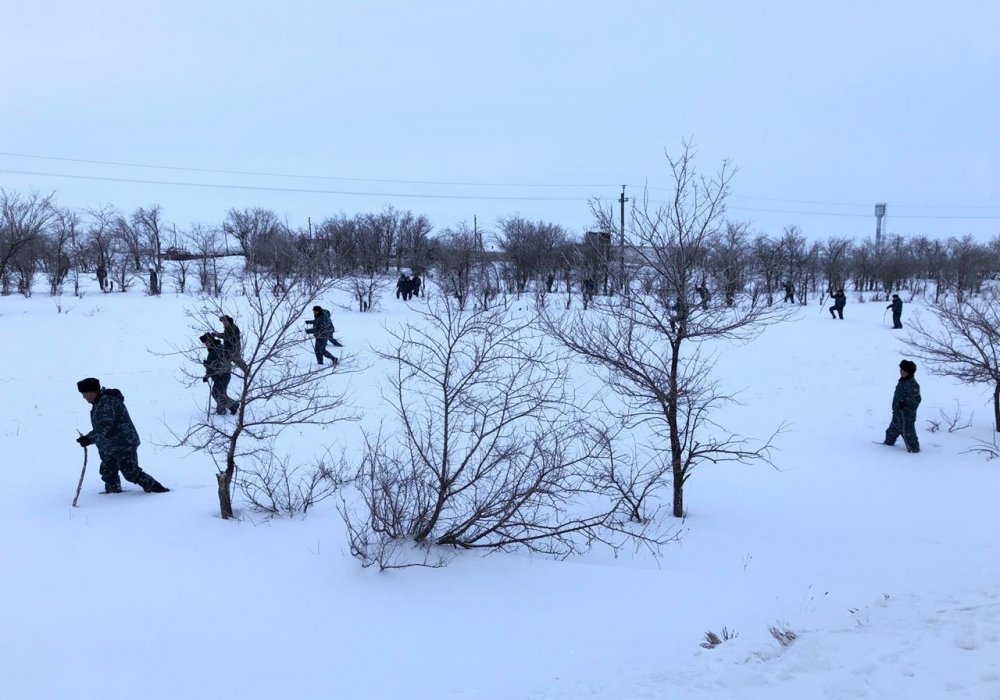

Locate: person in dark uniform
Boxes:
[75,378,169,493]
[396,274,411,300]
[829,288,847,319]
[212,314,246,370]
[201,334,240,415]
[887,294,903,329]
[783,281,795,303]
[305,305,340,366]
[882,359,921,453]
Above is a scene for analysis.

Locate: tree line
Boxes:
[4,187,999,305]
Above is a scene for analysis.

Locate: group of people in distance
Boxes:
[75,303,345,496]
[395,273,422,301]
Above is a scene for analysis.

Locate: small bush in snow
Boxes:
[768,623,798,647]
[699,627,739,649]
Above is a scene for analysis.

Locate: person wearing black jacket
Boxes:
[75,377,169,493]
[305,305,340,365]
[212,314,246,370]
[201,334,239,415]
[886,294,903,329]
[829,289,847,319]
[882,359,921,453]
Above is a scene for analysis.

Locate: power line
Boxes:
[0,168,590,202]
[727,205,1000,220]
[3,166,1000,221]
[2,150,999,213]
[0,151,619,189]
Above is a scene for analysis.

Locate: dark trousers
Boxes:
[315,338,337,364]
[99,450,157,491]
[885,409,919,451]
[892,312,902,329]
[829,305,843,319]
[210,373,239,414]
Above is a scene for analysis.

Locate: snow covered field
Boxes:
[1,283,998,700]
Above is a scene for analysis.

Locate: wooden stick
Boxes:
[72,445,88,508]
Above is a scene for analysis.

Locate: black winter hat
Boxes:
[899,359,917,375]
[313,305,323,313]
[77,377,100,393]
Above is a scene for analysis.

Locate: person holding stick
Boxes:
[75,378,169,494]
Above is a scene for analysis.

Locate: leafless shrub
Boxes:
[906,293,1000,431]
[0,189,54,296]
[239,447,352,517]
[700,627,739,649]
[768,623,798,647]
[342,294,674,568]
[335,271,388,312]
[925,401,973,434]
[966,433,1000,461]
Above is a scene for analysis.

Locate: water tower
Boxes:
[875,203,887,251]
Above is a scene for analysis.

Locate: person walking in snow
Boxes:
[201,333,240,415]
[829,288,847,319]
[75,378,169,493]
[212,314,246,371]
[305,305,340,366]
[410,273,422,299]
[396,274,411,300]
[887,294,903,329]
[882,359,921,453]
[783,280,795,303]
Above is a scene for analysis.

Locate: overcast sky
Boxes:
[2,0,998,243]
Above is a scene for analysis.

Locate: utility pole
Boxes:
[307,216,313,237]
[618,185,628,291]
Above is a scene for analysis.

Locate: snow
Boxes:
[1,284,999,700]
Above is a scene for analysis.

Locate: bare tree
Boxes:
[223,207,283,269]
[174,269,359,519]
[132,204,166,294]
[0,189,54,295]
[189,223,224,296]
[776,226,810,303]
[342,295,667,568]
[166,224,190,294]
[947,235,992,302]
[494,215,568,295]
[84,205,117,292]
[820,237,853,294]
[396,210,434,278]
[752,233,782,305]
[113,210,143,273]
[906,293,1000,432]
[10,236,43,297]
[41,207,77,296]
[708,221,753,306]
[335,270,388,312]
[542,143,786,518]
[434,221,484,310]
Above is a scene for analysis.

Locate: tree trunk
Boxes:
[217,470,234,519]
[993,384,1000,433]
[671,460,684,518]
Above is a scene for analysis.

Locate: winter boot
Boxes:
[144,481,170,493]
[102,484,123,494]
